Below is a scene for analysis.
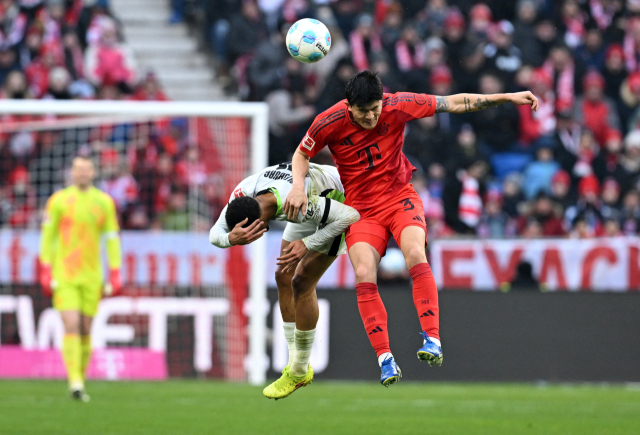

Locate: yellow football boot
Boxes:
[263,365,313,400]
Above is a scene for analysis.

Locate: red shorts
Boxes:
[345,184,427,258]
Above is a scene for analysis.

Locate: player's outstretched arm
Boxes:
[283,149,311,221]
[435,91,538,114]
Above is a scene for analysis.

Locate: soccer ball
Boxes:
[285,18,331,64]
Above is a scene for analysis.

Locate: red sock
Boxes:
[356,282,390,357]
[409,263,440,341]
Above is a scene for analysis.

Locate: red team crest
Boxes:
[376,122,389,136]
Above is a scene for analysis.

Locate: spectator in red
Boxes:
[98,147,139,211]
[133,71,168,101]
[175,147,208,186]
[84,17,136,91]
[593,128,631,191]
[518,68,556,147]
[543,44,583,113]
[550,169,575,211]
[25,40,63,98]
[574,70,621,146]
[519,192,565,237]
[565,175,604,235]
[349,14,382,71]
[4,166,37,229]
[468,3,492,43]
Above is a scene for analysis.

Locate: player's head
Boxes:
[345,70,383,130]
[71,155,95,189]
[226,196,262,229]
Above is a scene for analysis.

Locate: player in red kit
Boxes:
[284,71,538,386]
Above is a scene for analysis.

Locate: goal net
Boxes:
[0,100,268,385]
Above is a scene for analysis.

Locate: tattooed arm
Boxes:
[434,91,538,114]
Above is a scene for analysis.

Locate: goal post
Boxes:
[0,100,269,385]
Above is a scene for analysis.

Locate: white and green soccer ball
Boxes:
[285,18,331,64]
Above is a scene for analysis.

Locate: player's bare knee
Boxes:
[275,268,293,289]
[291,272,312,299]
[354,265,376,283]
[404,246,427,269]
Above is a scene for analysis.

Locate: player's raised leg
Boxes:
[263,249,335,399]
[398,225,443,366]
[349,239,401,387]
[274,240,297,369]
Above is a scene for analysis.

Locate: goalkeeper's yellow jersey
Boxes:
[40,185,122,285]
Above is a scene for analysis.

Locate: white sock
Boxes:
[377,352,393,367]
[424,337,441,348]
[283,322,296,367]
[290,328,315,377]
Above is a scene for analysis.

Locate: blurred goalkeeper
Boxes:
[210,162,359,399]
[39,156,122,402]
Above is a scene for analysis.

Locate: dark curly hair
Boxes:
[345,70,383,108]
[226,196,261,229]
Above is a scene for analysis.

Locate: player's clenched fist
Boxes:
[283,187,307,222]
[228,218,266,245]
[39,263,53,297]
[509,91,538,111]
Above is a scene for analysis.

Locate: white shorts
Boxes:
[282,221,347,256]
[282,163,347,256]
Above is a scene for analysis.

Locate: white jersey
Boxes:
[209,163,357,255]
[226,163,343,222]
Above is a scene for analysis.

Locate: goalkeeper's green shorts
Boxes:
[53,281,103,317]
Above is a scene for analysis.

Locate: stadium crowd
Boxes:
[187,0,640,240]
[3,0,640,241]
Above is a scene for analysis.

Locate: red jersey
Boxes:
[299,92,437,210]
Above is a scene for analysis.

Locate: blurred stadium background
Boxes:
[0,0,639,434]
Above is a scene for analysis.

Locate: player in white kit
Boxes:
[209,162,359,399]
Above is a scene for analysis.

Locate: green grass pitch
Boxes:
[1,380,639,435]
